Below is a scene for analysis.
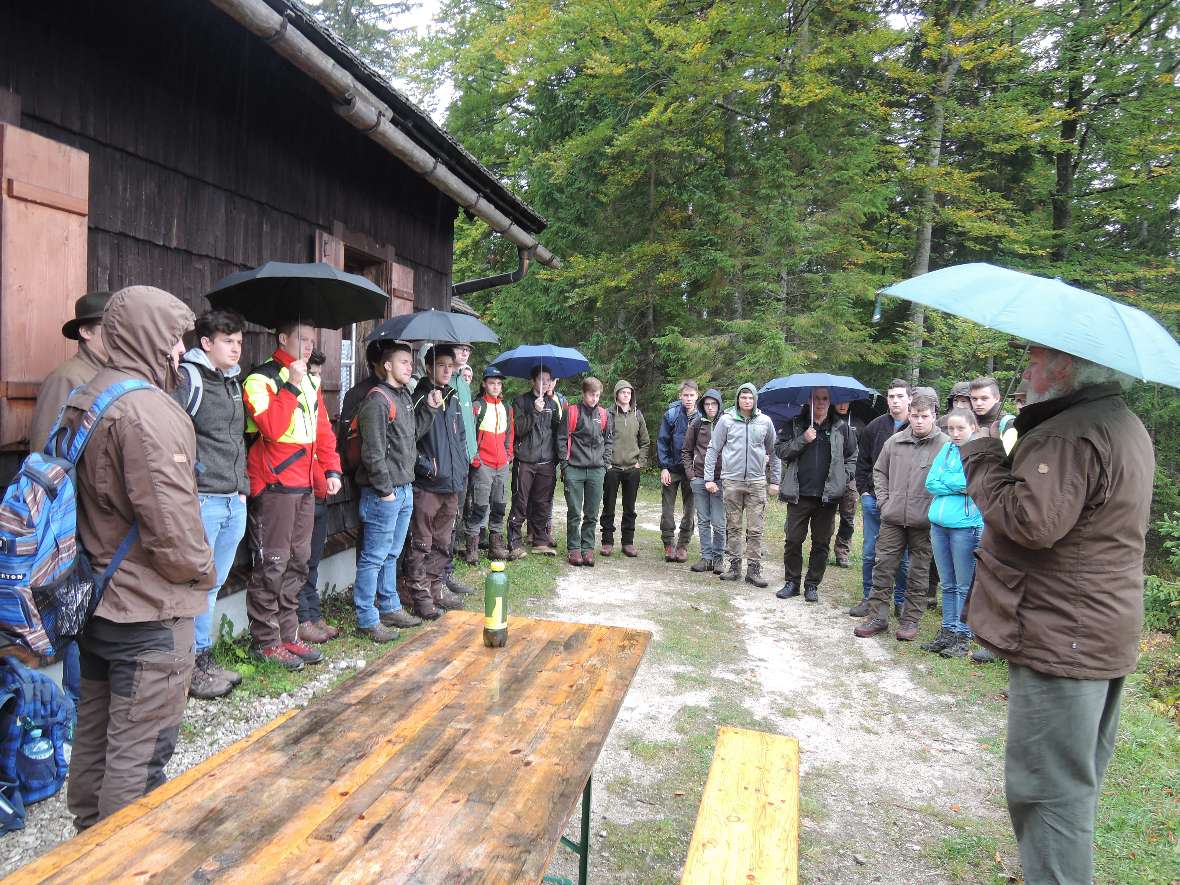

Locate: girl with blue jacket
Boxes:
[923,408,984,658]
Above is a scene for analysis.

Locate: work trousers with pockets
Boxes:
[564,466,605,554]
[246,489,314,648]
[722,480,766,565]
[661,472,695,548]
[600,467,641,546]
[466,463,509,538]
[508,461,556,549]
[69,616,194,830]
[1006,665,1125,885]
[833,480,857,559]
[868,521,931,625]
[297,499,329,625]
[406,489,459,610]
[783,496,839,587]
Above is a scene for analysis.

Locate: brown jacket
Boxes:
[29,344,106,453]
[873,426,948,528]
[62,287,216,622]
[961,384,1153,680]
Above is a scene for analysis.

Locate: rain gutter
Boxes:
[207,0,561,269]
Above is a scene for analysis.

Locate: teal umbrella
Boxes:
[879,263,1180,388]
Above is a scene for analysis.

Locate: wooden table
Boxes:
[6,612,649,884]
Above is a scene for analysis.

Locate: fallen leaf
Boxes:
[673,791,685,797]
[950,804,961,813]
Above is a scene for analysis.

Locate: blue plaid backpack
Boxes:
[0,380,148,664]
[0,655,74,832]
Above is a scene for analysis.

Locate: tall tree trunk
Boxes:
[1052,0,1091,262]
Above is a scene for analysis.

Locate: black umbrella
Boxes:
[365,309,498,344]
[206,262,389,330]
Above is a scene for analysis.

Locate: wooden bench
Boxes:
[681,726,800,885]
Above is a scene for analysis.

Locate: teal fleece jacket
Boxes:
[925,441,983,529]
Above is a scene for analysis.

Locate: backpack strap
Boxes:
[64,380,154,465]
[178,363,204,417]
[565,404,580,461]
[597,406,608,432]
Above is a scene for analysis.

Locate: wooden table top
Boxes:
[7,612,650,884]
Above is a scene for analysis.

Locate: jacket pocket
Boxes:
[967,548,1027,653]
[128,650,189,724]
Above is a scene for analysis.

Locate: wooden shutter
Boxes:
[0,124,89,450]
[315,230,344,415]
[389,261,415,317]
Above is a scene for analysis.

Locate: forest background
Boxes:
[311,0,1179,586]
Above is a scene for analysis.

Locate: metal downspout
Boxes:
[452,247,532,299]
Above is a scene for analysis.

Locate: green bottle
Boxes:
[483,561,508,648]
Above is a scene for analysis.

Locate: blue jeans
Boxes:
[355,485,413,628]
[930,523,981,638]
[690,478,726,560]
[860,493,907,604]
[196,494,248,652]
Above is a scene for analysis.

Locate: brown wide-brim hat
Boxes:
[62,290,113,340]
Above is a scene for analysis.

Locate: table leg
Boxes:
[544,774,592,885]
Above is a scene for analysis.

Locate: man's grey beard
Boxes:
[1024,381,1072,406]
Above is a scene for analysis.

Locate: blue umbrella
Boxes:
[761,400,803,432]
[758,373,877,408]
[879,263,1180,388]
[487,344,590,379]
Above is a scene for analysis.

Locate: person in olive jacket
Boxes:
[600,379,650,558]
[961,347,1153,885]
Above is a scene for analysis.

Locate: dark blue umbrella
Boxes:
[487,344,590,379]
[207,261,388,330]
[761,400,803,432]
[364,309,498,344]
[758,373,877,407]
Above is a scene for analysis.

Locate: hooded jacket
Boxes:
[657,400,695,473]
[962,384,1153,680]
[173,347,248,497]
[561,399,614,470]
[682,389,723,481]
[775,412,858,504]
[30,343,106,454]
[609,380,650,469]
[855,412,908,496]
[511,389,563,464]
[243,348,342,497]
[703,383,781,485]
[355,380,429,497]
[873,424,949,528]
[925,441,983,529]
[62,286,216,622]
[413,376,468,495]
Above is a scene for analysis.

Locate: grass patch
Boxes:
[927,831,1011,885]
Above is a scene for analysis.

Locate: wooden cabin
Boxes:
[0,0,547,576]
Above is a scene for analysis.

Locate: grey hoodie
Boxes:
[703,383,781,484]
[173,347,248,496]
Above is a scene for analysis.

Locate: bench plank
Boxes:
[3,612,649,884]
[681,726,800,885]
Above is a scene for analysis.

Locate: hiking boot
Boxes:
[381,608,423,628]
[803,583,819,603]
[712,556,724,574]
[446,575,475,596]
[189,651,232,699]
[834,552,850,568]
[509,546,527,561]
[488,533,511,561]
[583,551,595,567]
[690,558,713,573]
[971,646,998,664]
[414,603,442,621]
[358,624,398,643]
[623,544,639,558]
[719,559,742,582]
[252,645,304,671]
[744,562,768,588]
[776,581,799,600]
[316,619,340,640]
[464,533,480,566]
[940,637,970,658]
[533,543,558,557]
[921,628,955,654]
[196,648,242,687]
[848,599,872,618]
[433,585,464,611]
[895,622,920,642]
[299,620,332,644]
[854,619,888,638]
[568,550,585,567]
[600,543,614,557]
[674,546,689,563]
[284,640,324,664]
[664,545,676,562]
